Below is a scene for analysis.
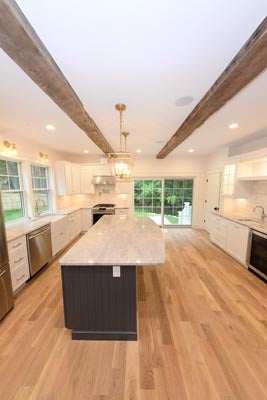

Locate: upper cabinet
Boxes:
[80,166,95,194]
[222,162,252,198]
[55,161,73,195]
[71,165,81,194]
[237,158,267,181]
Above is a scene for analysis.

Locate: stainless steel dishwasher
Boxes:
[27,224,52,276]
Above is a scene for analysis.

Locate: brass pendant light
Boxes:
[108,104,133,182]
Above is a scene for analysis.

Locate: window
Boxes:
[31,165,50,215]
[0,159,25,222]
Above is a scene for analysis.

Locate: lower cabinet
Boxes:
[68,210,81,242]
[81,209,92,231]
[8,235,30,292]
[210,214,249,266]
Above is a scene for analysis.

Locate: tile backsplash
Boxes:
[231,181,267,219]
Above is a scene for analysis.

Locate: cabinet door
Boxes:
[72,165,81,194]
[55,162,73,195]
[226,222,249,265]
[80,167,95,194]
[81,209,92,231]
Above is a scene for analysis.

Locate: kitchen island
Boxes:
[59,215,165,340]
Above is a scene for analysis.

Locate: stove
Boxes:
[92,203,115,224]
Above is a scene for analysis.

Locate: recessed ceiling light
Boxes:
[46,124,55,131]
[229,123,239,129]
[136,149,142,153]
[175,96,194,107]
[83,149,89,153]
[188,149,194,153]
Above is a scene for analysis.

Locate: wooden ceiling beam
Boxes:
[157,17,267,159]
[0,0,114,154]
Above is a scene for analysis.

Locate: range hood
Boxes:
[92,175,116,186]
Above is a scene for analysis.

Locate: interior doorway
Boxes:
[204,172,221,233]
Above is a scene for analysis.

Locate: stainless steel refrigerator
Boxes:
[0,192,14,321]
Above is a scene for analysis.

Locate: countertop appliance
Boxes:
[248,230,267,281]
[92,203,115,225]
[0,193,14,321]
[27,224,52,277]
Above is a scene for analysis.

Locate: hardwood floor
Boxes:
[0,229,266,400]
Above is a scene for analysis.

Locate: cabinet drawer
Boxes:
[11,262,30,292]
[211,232,226,249]
[9,247,28,272]
[8,235,26,255]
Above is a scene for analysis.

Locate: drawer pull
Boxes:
[60,231,64,236]
[16,274,26,282]
[14,257,24,264]
[12,243,22,249]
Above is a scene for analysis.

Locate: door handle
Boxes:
[214,207,219,211]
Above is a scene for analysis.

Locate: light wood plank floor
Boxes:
[0,229,266,400]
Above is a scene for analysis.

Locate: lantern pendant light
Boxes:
[108,104,133,182]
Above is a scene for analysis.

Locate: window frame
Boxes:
[0,158,26,224]
[30,163,51,216]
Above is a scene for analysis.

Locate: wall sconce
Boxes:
[3,140,18,155]
[39,152,49,163]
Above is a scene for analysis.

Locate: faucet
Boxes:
[253,205,266,222]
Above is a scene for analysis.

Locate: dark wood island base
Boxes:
[61,265,137,341]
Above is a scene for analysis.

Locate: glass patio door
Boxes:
[134,178,193,226]
[163,179,193,226]
[134,179,162,226]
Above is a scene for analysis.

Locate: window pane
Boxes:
[153,180,162,188]
[32,177,41,189]
[144,198,152,207]
[184,189,192,198]
[9,176,20,190]
[173,180,184,188]
[40,178,48,189]
[0,176,9,190]
[7,161,18,176]
[33,190,50,214]
[31,165,40,177]
[2,191,24,222]
[40,167,46,178]
[165,180,174,188]
[0,160,7,175]
[153,188,162,197]
[183,180,193,188]
[134,180,143,189]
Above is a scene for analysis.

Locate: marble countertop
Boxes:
[59,215,165,266]
[212,211,267,235]
[5,205,131,242]
[6,215,65,242]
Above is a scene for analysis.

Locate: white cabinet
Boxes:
[55,161,73,195]
[210,214,249,266]
[115,208,130,216]
[71,165,81,194]
[222,163,252,198]
[225,221,249,265]
[8,235,30,292]
[210,215,228,249]
[80,166,95,194]
[68,210,81,242]
[51,217,69,256]
[81,209,92,231]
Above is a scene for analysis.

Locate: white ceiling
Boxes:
[0,0,266,157]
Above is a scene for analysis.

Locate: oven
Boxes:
[92,204,115,225]
[248,230,267,281]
